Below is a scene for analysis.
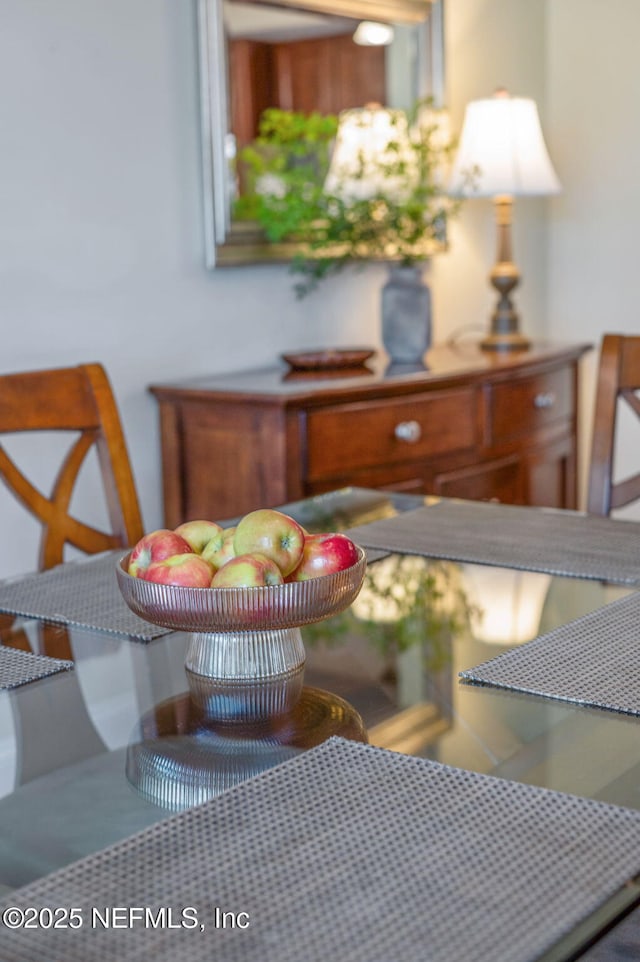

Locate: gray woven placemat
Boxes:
[0,645,73,689]
[3,737,640,962]
[346,499,640,584]
[0,554,170,642]
[460,590,640,715]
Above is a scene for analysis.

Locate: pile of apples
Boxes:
[127,508,360,589]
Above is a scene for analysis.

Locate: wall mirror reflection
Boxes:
[198,0,445,267]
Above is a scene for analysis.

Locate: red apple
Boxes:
[201,526,236,569]
[128,529,194,578]
[286,532,359,582]
[174,519,223,554]
[233,509,304,577]
[211,552,284,588]
[144,553,214,588]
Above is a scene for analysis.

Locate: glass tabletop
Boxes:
[0,487,638,958]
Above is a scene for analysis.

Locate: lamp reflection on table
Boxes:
[461,566,552,646]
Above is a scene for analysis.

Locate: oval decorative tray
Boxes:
[281,348,375,372]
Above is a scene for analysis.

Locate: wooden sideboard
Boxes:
[148,342,592,527]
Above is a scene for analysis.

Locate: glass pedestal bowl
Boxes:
[117,547,368,809]
[116,546,367,685]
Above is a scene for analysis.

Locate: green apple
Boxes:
[233,509,304,577]
[211,552,284,588]
[174,519,223,554]
[201,526,236,569]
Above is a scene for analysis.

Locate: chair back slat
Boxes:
[619,339,640,389]
[587,334,640,516]
[0,368,100,432]
[0,363,144,570]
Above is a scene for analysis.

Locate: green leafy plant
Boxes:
[235,102,470,297]
[234,108,339,229]
[303,555,480,676]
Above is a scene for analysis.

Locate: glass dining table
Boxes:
[0,486,639,961]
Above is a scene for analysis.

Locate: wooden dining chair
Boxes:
[0,362,144,570]
[587,334,640,516]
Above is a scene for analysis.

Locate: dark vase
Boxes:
[381,265,432,364]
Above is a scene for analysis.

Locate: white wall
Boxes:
[1,0,383,576]
[546,0,640,514]
[1,0,638,577]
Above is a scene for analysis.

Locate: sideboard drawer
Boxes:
[432,455,525,504]
[305,388,476,481]
[487,368,573,445]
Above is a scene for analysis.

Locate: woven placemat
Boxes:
[460,590,640,715]
[0,645,73,689]
[3,737,640,962]
[0,554,170,642]
[345,499,640,584]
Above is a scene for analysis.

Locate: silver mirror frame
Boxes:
[198,0,446,268]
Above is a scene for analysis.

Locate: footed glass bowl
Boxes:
[116,547,367,682]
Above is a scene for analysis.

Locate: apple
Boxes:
[233,509,304,577]
[128,529,194,578]
[211,552,284,588]
[174,519,223,554]
[286,532,360,582]
[143,553,214,588]
[201,526,236,569]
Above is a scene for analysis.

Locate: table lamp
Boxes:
[449,89,561,351]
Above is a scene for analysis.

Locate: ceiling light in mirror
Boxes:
[353,20,394,46]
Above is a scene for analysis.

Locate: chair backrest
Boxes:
[0,362,144,570]
[587,334,640,516]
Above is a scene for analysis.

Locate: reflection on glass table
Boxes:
[126,671,366,812]
[0,486,636,903]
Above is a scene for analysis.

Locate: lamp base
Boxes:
[481,197,531,353]
[481,330,531,352]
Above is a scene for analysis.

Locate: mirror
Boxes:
[198,0,445,267]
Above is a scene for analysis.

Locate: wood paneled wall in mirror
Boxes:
[198,0,445,267]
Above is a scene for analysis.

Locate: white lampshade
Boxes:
[324,105,417,203]
[449,91,561,198]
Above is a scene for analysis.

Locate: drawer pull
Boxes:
[533,392,556,409]
[394,420,422,443]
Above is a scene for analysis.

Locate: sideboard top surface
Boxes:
[148,342,592,406]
